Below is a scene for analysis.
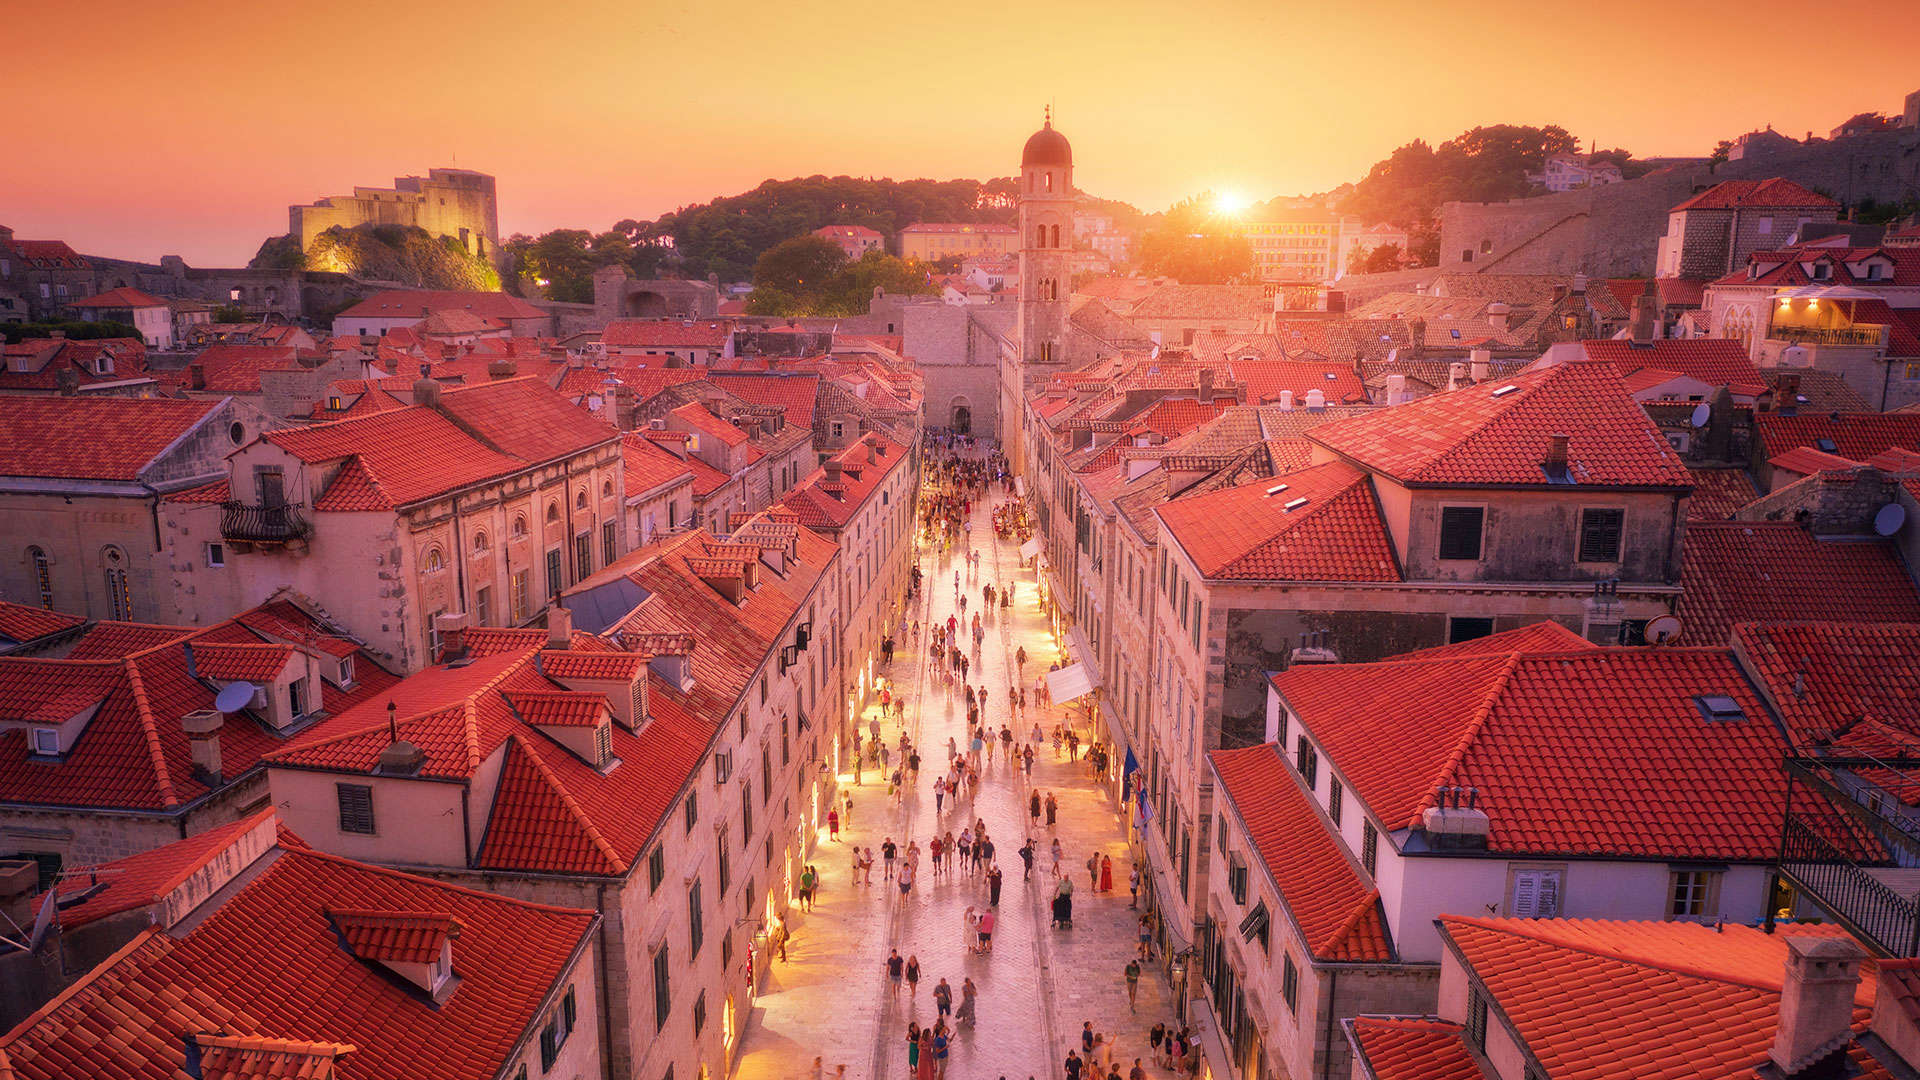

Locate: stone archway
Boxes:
[622,289,668,318]
[950,398,972,435]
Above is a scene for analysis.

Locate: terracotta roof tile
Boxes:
[1389,620,1595,661]
[328,908,462,964]
[1672,177,1836,211]
[1346,1017,1478,1080]
[335,289,547,323]
[1734,622,1920,752]
[189,642,296,682]
[1677,523,1920,645]
[1315,361,1689,487]
[1757,412,1920,462]
[1211,744,1393,962]
[0,397,220,482]
[1582,338,1768,397]
[1156,462,1401,581]
[0,601,85,648]
[56,809,278,929]
[1274,645,1788,858]
[67,287,166,309]
[1684,467,1758,519]
[603,319,730,349]
[190,1033,356,1080]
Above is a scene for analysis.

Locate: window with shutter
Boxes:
[1281,954,1298,1012]
[1467,988,1488,1048]
[1578,508,1625,563]
[336,784,375,834]
[1511,868,1564,918]
[1361,821,1378,876]
[1329,779,1343,825]
[653,945,671,1030]
[1438,506,1485,560]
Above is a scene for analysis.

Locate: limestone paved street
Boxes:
[737,445,1172,1080]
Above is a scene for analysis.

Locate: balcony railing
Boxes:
[1770,325,1887,347]
[221,501,312,544]
[1779,756,1920,955]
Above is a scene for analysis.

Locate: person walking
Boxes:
[934,977,953,1020]
[987,864,1003,906]
[905,954,921,997]
[1050,837,1063,876]
[886,949,903,995]
[977,908,995,953]
[1100,854,1114,894]
[906,1025,922,1078]
[1045,791,1058,828]
[827,807,840,842]
[1138,912,1154,959]
[1124,959,1141,1011]
[1128,864,1140,909]
[932,1028,949,1080]
[883,838,897,881]
[1063,1050,1084,1080]
[1087,851,1100,891]
[898,858,916,902]
[956,977,977,1027]
[1019,839,1036,880]
[1029,790,1041,825]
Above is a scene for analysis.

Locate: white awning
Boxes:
[1047,663,1097,705]
[1067,627,1101,683]
[1020,538,1041,560]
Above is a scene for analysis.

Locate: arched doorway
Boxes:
[951,398,972,435]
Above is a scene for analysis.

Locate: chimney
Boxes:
[824,460,844,484]
[1486,301,1511,332]
[1277,389,1294,411]
[48,329,65,340]
[1774,371,1802,414]
[1384,373,1407,406]
[1872,959,1920,1070]
[189,363,207,391]
[1469,349,1491,383]
[1631,282,1659,345]
[1544,433,1570,479]
[1304,388,1326,411]
[1448,362,1467,390]
[1197,367,1215,402]
[1572,273,1588,294]
[412,363,442,408]
[183,708,224,784]
[55,367,80,396]
[611,384,637,430]
[434,612,470,665]
[1770,935,1866,1076]
[488,358,517,380]
[547,604,573,648]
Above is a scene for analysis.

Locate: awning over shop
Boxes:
[1020,538,1041,560]
[1047,662,1097,705]
[1067,627,1101,682]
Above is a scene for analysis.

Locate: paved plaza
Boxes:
[737,447,1177,1080]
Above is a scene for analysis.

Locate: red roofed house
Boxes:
[0,812,604,1080]
[0,226,96,322]
[0,594,397,882]
[1577,336,1770,403]
[898,222,1018,262]
[601,318,734,365]
[779,433,915,701]
[159,377,623,672]
[181,342,378,420]
[267,503,844,1079]
[1143,361,1693,947]
[0,395,270,623]
[1201,628,1796,1079]
[620,432,696,548]
[0,337,156,397]
[812,224,884,260]
[65,287,173,349]
[1348,918,1917,1080]
[1656,177,1839,279]
[1701,241,1920,409]
[657,397,816,532]
[331,289,552,339]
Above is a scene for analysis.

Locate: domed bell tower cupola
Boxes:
[1018,107,1074,370]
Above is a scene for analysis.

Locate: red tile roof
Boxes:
[506,690,607,727]
[190,642,296,682]
[55,809,277,928]
[1273,645,1789,858]
[1677,523,1920,645]
[1227,359,1368,406]
[67,287,166,309]
[621,433,697,498]
[1757,412,1920,462]
[191,345,306,394]
[709,372,820,429]
[1769,445,1862,475]
[1346,1017,1478,1080]
[1438,917,1881,1080]
[1388,620,1595,661]
[1211,744,1393,962]
[335,289,547,323]
[1684,467,1758,520]
[1672,177,1837,211]
[1734,621,1920,752]
[1155,462,1401,581]
[328,908,462,964]
[189,1033,356,1080]
[1580,338,1767,397]
[0,397,220,482]
[603,319,730,349]
[0,845,596,1080]
[1308,361,1690,488]
[0,605,396,813]
[0,601,85,647]
[899,223,1017,234]
[779,434,911,530]
[670,400,749,447]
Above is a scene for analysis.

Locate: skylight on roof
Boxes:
[1450,329,1461,339]
[1282,497,1309,512]
[1694,695,1746,722]
[1265,484,1289,496]
[1491,384,1521,397]
[1815,438,1839,452]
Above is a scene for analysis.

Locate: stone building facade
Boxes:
[290,168,501,266]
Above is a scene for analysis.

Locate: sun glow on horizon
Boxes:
[1213,190,1251,215]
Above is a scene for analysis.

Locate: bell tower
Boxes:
[1017,109,1074,371]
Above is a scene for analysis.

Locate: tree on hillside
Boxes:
[1137,194,1254,284]
[752,236,848,298]
[1347,243,1404,275]
[746,243,935,317]
[1336,124,1579,267]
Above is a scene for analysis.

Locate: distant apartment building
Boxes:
[1654,177,1839,278]
[289,168,501,264]
[331,288,552,338]
[0,226,96,321]
[899,222,1018,262]
[1244,212,1406,283]
[1526,153,1624,192]
[65,288,173,349]
[813,224,885,260]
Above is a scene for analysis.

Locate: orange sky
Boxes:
[5,0,1918,267]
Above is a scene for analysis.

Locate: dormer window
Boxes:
[94,356,112,375]
[337,656,355,688]
[30,727,59,756]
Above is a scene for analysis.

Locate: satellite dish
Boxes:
[1875,503,1908,537]
[1645,615,1683,645]
[214,682,256,714]
[1689,403,1711,428]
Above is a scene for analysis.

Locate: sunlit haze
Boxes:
[6,0,1918,265]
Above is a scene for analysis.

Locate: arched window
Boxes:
[575,490,588,511]
[1050,224,1060,249]
[101,546,130,620]
[1035,225,1046,249]
[546,503,560,524]
[1044,171,1053,193]
[26,547,52,609]
[512,514,528,538]
[423,547,446,573]
[472,530,490,553]
[602,479,614,498]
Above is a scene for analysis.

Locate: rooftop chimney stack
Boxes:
[1278,390,1295,411]
[183,708,224,785]
[1544,433,1571,478]
[435,612,470,665]
[547,605,573,648]
[1197,368,1215,402]
[413,363,442,408]
[1631,282,1659,345]
[1770,935,1866,1076]
[1486,301,1512,332]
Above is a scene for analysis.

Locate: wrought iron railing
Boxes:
[1780,813,1920,955]
[220,501,311,544]
[1770,325,1887,347]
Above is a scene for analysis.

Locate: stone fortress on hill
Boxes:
[288,168,501,267]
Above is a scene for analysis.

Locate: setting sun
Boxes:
[1213,190,1251,215]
